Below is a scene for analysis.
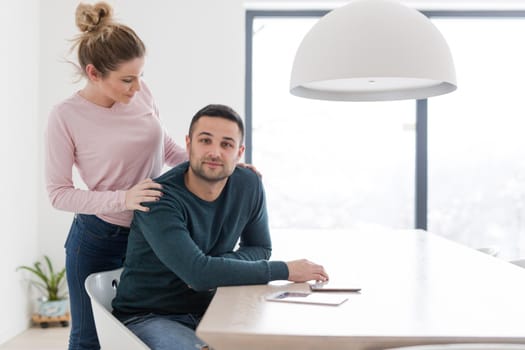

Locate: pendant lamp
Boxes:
[290,0,457,101]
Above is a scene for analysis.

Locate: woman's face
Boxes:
[97,56,145,106]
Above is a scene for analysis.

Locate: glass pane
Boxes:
[252,17,415,230]
[429,18,525,259]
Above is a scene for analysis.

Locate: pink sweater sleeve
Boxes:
[45,106,127,214]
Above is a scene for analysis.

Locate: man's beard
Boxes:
[189,158,233,183]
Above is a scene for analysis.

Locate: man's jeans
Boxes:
[119,313,209,350]
[65,214,129,350]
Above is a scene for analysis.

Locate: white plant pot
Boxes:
[38,299,68,317]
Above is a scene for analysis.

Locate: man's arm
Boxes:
[218,181,272,261]
[134,196,288,291]
[218,243,271,261]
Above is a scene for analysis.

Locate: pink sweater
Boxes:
[45,83,187,227]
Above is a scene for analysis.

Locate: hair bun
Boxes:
[75,2,113,33]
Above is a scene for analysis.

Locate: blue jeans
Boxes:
[65,214,129,350]
[119,313,209,350]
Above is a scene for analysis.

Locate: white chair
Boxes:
[385,344,525,350]
[85,268,150,349]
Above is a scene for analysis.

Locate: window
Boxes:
[428,17,525,259]
[247,11,525,259]
[250,15,414,230]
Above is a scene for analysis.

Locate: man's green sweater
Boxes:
[112,162,289,317]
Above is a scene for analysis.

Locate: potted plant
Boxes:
[17,255,68,318]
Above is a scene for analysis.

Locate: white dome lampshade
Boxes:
[290,0,457,101]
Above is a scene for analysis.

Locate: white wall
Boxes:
[0,0,41,344]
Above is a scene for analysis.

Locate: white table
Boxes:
[196,228,525,350]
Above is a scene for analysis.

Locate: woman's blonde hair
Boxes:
[72,2,146,77]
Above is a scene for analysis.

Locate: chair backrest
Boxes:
[85,268,150,349]
[85,267,122,311]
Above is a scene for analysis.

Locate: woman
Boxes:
[45,2,186,349]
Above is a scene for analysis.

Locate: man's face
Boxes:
[186,116,245,183]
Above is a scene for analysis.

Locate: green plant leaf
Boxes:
[17,256,67,301]
[44,256,56,289]
[44,256,55,276]
[31,282,48,295]
[33,262,49,285]
[16,266,47,285]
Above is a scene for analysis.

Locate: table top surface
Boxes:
[196,228,525,350]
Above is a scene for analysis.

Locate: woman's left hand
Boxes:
[237,163,262,178]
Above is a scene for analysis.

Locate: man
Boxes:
[112,104,328,350]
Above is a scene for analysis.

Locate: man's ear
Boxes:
[185,135,191,157]
[85,64,101,82]
[237,144,245,160]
